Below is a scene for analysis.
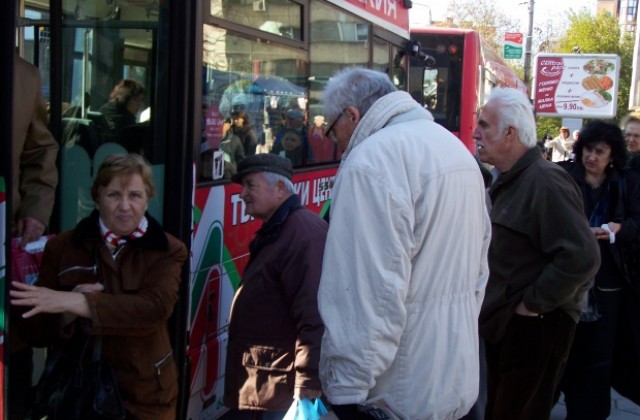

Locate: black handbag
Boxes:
[28,334,126,420]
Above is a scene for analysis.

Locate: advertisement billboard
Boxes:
[533,53,620,118]
[504,32,523,60]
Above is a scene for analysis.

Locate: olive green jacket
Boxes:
[480,148,600,344]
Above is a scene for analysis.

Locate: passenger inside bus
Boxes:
[272,109,314,166]
[231,110,258,156]
[97,79,145,143]
[308,115,338,162]
[202,117,246,180]
[272,128,308,166]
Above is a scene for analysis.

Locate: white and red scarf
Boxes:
[99,216,148,250]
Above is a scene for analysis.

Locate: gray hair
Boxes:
[486,88,537,149]
[322,67,397,124]
[622,112,640,129]
[262,171,296,194]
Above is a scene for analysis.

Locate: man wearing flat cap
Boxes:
[223,154,328,419]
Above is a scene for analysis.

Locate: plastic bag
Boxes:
[11,235,52,284]
[283,398,328,420]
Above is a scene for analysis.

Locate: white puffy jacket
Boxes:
[319,91,491,420]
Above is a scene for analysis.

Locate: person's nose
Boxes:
[119,196,132,210]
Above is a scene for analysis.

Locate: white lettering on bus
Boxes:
[230,193,251,226]
[295,181,310,206]
[368,0,397,19]
[312,177,332,205]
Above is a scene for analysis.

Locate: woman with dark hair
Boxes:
[98,79,145,135]
[557,120,640,419]
[231,110,258,156]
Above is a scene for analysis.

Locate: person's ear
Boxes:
[344,106,361,125]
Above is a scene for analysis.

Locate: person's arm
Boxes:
[521,171,600,314]
[10,237,105,320]
[16,63,59,244]
[281,217,327,395]
[319,165,412,405]
[10,281,91,319]
[235,137,245,162]
[10,235,77,346]
[84,237,187,336]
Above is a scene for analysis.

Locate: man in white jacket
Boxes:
[318,67,491,419]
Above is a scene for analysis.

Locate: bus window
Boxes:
[423,68,438,109]
[409,28,526,152]
[199,26,308,182]
[308,1,372,164]
[210,0,302,41]
[45,0,162,231]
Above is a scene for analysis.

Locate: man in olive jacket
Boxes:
[474,88,600,420]
[223,154,327,418]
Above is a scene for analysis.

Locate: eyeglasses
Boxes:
[325,111,345,139]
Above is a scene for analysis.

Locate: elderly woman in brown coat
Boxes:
[11,153,187,419]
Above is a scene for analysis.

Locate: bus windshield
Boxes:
[409,33,465,132]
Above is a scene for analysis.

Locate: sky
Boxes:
[410,0,597,35]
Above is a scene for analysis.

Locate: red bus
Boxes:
[2,1,415,419]
[406,27,528,152]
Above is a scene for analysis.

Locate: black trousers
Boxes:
[485,309,576,420]
[460,337,487,420]
[559,289,622,420]
[8,347,33,420]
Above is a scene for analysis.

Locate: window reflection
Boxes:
[61,0,160,22]
[199,0,403,181]
[308,2,371,164]
[200,25,308,181]
[54,2,162,230]
[210,0,302,41]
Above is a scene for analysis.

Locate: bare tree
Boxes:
[444,0,518,51]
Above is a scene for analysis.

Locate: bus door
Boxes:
[53,8,163,232]
[11,0,192,418]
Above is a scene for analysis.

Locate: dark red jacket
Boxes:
[224,195,327,411]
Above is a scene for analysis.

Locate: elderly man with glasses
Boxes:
[317,67,491,419]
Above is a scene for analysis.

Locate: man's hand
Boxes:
[294,387,322,400]
[16,217,45,247]
[607,222,621,234]
[515,301,539,317]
